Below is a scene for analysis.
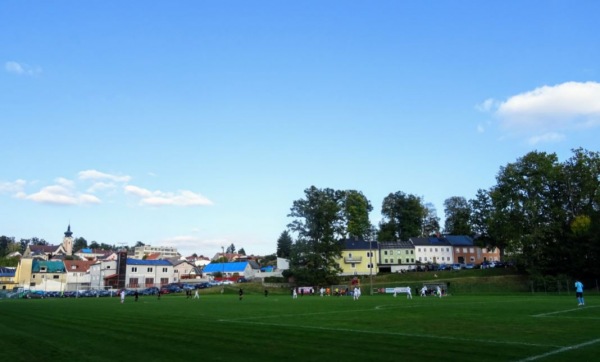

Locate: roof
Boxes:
[29,245,61,253]
[32,260,66,273]
[445,235,474,246]
[410,237,451,246]
[341,239,378,250]
[63,260,94,273]
[203,262,249,273]
[0,267,16,277]
[126,258,172,266]
[379,240,414,249]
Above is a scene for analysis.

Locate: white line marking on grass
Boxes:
[220,319,563,349]
[532,305,599,317]
[516,338,600,361]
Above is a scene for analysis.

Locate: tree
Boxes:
[443,196,472,235]
[238,248,246,256]
[74,237,88,251]
[287,186,345,286]
[0,235,15,257]
[276,230,293,258]
[487,151,567,274]
[422,203,441,236]
[342,190,373,239]
[378,191,426,241]
[135,241,145,247]
[226,243,236,254]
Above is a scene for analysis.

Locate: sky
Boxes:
[1,1,599,258]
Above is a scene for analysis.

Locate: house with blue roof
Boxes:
[336,239,379,276]
[122,258,174,288]
[203,261,258,280]
[410,237,453,266]
[0,267,17,290]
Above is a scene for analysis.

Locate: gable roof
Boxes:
[410,237,451,246]
[126,258,172,266]
[0,267,16,277]
[203,262,249,273]
[32,260,66,273]
[445,235,474,246]
[28,245,61,254]
[63,260,94,273]
[341,239,378,250]
[379,240,414,249]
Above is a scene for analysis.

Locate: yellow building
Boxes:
[15,259,67,291]
[336,239,379,276]
[0,267,17,291]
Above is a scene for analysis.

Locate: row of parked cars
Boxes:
[437,261,507,271]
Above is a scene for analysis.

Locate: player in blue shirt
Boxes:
[575,280,585,306]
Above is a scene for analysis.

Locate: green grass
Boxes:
[1,290,599,361]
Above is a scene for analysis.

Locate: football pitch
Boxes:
[2,292,599,361]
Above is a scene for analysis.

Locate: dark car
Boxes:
[141,287,159,295]
[195,282,210,289]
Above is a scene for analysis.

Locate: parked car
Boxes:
[141,287,159,295]
[237,277,249,283]
[181,284,195,291]
[222,280,234,285]
[464,263,475,269]
[195,282,210,289]
[452,263,462,270]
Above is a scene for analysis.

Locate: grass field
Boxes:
[1,290,599,362]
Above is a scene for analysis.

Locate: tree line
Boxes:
[278,148,600,286]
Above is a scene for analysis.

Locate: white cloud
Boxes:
[0,179,26,194]
[19,180,101,205]
[78,170,131,183]
[124,185,213,206]
[5,61,42,76]
[86,182,118,193]
[528,132,565,145]
[476,98,499,112]
[481,82,600,143]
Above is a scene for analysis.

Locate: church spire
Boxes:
[64,224,73,237]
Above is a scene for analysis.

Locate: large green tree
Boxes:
[443,196,472,235]
[74,237,88,251]
[343,190,373,239]
[287,186,345,286]
[378,191,426,241]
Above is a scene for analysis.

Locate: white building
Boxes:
[133,245,180,260]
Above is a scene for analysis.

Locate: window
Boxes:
[418,248,421,252]
[390,259,394,263]
[384,251,388,255]
[435,248,438,252]
[41,267,47,272]
[411,250,414,254]
[147,267,153,272]
[162,267,167,272]
[349,253,353,258]
[53,275,59,279]
[145,278,153,287]
[131,267,137,272]
[174,270,179,273]
[406,258,410,263]
[469,248,474,253]
[161,278,168,285]
[351,263,355,269]
[129,278,139,288]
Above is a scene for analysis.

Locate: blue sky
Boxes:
[1,1,599,257]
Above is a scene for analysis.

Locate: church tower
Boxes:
[63,224,74,256]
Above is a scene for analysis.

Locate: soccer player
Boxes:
[406,286,412,299]
[575,280,585,306]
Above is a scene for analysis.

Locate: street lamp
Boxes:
[369,240,373,295]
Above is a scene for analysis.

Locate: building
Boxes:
[15,259,67,292]
[124,259,173,288]
[89,260,118,290]
[133,245,180,260]
[411,237,453,266]
[63,260,94,291]
[378,240,415,272]
[337,239,379,276]
[202,261,258,280]
[171,260,200,282]
[0,267,16,291]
